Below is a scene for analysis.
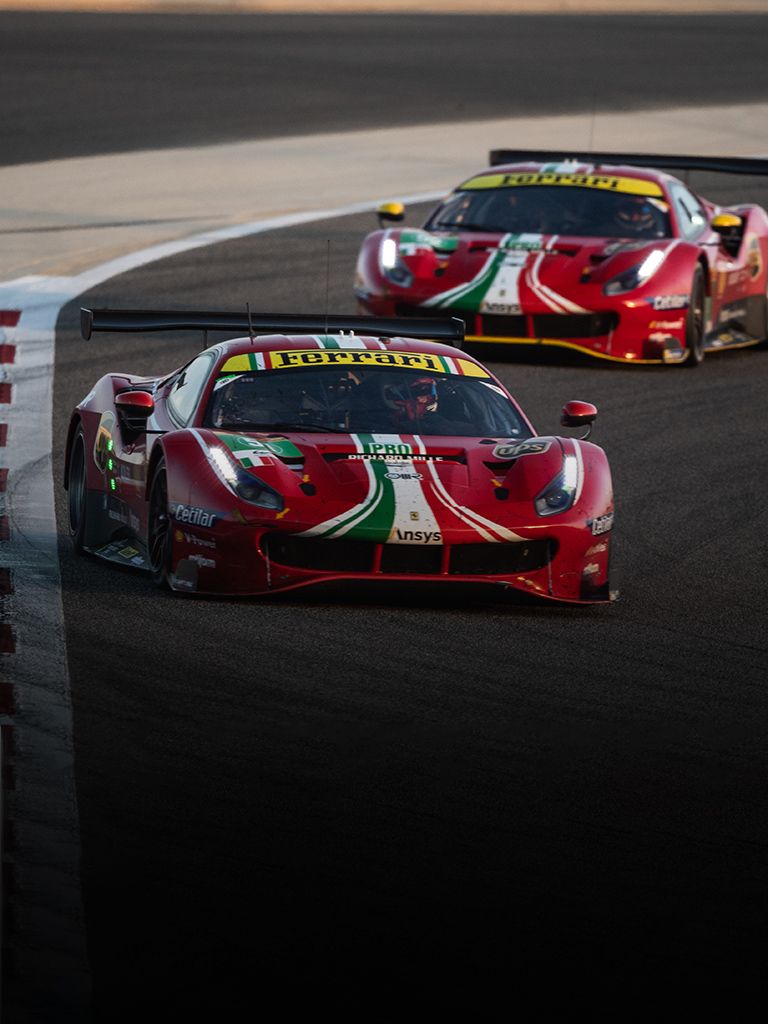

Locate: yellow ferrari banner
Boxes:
[461,171,664,197]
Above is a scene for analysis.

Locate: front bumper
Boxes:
[359,295,687,364]
[169,525,612,603]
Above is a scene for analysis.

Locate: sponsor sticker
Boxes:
[170,503,218,528]
[719,304,747,323]
[275,350,440,371]
[394,528,442,545]
[385,470,423,481]
[189,554,216,569]
[650,294,689,311]
[649,319,684,330]
[502,236,546,252]
[347,453,443,463]
[364,441,412,456]
[481,301,522,315]
[175,529,217,549]
[746,234,762,279]
[217,433,301,464]
[461,172,664,197]
[590,512,614,536]
[493,439,551,460]
[93,411,116,472]
[219,350,489,378]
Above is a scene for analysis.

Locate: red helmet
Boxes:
[614,197,656,233]
[385,377,438,423]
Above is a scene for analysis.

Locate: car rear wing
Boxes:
[488,149,768,177]
[80,308,465,346]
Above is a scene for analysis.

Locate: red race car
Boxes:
[355,150,768,365]
[65,309,615,603]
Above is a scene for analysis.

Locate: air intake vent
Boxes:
[533,313,618,339]
[263,534,374,572]
[450,540,555,575]
[380,544,443,574]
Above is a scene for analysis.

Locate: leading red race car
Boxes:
[355,150,768,365]
[64,309,614,602]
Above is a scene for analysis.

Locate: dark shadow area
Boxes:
[38,133,768,1024]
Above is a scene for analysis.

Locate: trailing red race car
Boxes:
[355,150,768,365]
[64,309,615,602]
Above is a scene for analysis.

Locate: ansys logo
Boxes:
[395,529,442,544]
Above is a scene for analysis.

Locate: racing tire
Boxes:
[148,461,172,588]
[67,425,88,554]
[683,265,706,368]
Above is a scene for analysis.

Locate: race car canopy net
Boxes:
[80,309,465,345]
[488,150,768,177]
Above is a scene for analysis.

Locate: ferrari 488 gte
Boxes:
[65,309,614,602]
[355,150,768,365]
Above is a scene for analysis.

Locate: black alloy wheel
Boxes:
[148,461,171,588]
[683,264,706,368]
[68,426,88,553]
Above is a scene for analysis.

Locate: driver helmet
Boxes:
[614,196,657,234]
[386,376,438,423]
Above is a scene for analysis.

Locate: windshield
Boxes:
[205,364,529,438]
[425,185,672,239]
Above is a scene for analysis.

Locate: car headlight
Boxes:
[232,467,284,510]
[380,237,413,288]
[603,248,665,296]
[535,454,578,517]
[210,446,284,510]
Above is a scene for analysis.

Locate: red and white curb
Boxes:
[0,189,441,1016]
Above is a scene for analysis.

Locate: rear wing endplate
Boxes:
[80,308,465,346]
[488,149,768,177]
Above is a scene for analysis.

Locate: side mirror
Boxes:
[116,390,154,432]
[711,213,743,257]
[377,201,405,228]
[561,400,597,439]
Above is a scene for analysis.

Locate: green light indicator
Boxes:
[107,439,114,452]
[107,458,113,470]
[110,479,116,491]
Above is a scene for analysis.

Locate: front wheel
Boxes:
[67,425,88,554]
[148,461,172,588]
[683,265,706,368]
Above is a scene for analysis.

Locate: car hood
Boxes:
[207,428,568,543]
[381,227,676,309]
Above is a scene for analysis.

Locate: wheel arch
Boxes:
[63,413,83,490]
[696,251,711,295]
[145,429,222,512]
[145,437,167,503]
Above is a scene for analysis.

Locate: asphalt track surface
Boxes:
[4,11,768,165]
[53,199,768,1018]
[6,12,768,1021]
